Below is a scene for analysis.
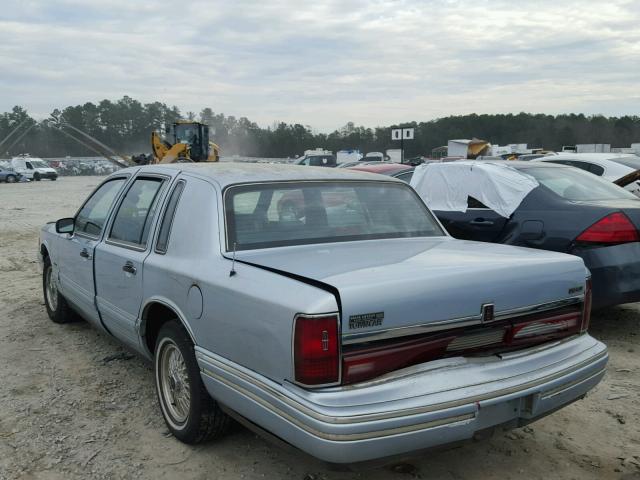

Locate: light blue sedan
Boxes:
[38,163,607,464]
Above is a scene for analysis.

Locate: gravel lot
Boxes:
[1,176,639,480]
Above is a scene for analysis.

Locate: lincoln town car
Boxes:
[38,163,607,464]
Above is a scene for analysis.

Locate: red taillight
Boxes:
[510,312,580,340]
[582,277,592,332]
[342,336,454,385]
[575,212,639,245]
[293,315,339,386]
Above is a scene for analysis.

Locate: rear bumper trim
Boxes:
[203,367,476,441]
[196,345,606,426]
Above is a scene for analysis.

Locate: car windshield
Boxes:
[525,166,638,201]
[611,156,640,170]
[31,160,48,168]
[225,181,444,250]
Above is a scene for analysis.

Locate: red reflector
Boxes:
[294,315,339,386]
[582,278,592,332]
[576,212,639,245]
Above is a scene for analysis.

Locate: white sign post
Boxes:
[391,127,415,163]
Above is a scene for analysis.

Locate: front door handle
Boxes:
[79,248,92,259]
[122,261,137,275]
[469,218,494,226]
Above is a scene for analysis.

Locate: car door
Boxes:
[56,176,129,327]
[94,174,169,350]
[434,197,509,242]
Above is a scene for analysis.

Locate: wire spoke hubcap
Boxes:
[159,342,191,424]
[46,266,58,311]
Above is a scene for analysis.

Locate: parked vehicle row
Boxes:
[40,162,606,464]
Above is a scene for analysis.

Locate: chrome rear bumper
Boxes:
[197,334,607,464]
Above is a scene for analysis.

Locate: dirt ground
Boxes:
[0,176,639,480]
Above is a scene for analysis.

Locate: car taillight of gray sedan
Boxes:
[38,163,607,464]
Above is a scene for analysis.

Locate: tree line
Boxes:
[1,96,639,159]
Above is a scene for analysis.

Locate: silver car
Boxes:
[38,163,607,464]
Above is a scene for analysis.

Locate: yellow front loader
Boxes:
[151,121,220,164]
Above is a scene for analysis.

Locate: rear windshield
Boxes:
[525,167,638,201]
[225,181,444,250]
[611,156,640,170]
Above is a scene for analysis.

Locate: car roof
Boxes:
[436,160,570,170]
[544,153,637,161]
[348,163,413,174]
[132,162,403,187]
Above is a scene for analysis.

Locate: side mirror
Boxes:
[56,217,75,234]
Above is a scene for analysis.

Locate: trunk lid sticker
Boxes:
[349,312,384,329]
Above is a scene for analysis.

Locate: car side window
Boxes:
[75,178,127,237]
[568,161,593,173]
[467,196,489,208]
[589,164,605,176]
[394,171,414,183]
[109,177,165,248]
[26,162,33,169]
[155,180,185,254]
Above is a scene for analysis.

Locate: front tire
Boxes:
[34,172,41,181]
[154,321,230,444]
[6,175,16,183]
[43,257,74,323]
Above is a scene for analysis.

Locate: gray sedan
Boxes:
[38,163,607,464]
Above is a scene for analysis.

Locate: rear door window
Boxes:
[109,177,166,248]
[155,181,185,253]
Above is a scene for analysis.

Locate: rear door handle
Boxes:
[122,261,137,275]
[469,219,494,226]
[79,248,92,259]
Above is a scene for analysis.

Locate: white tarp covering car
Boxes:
[410,161,539,218]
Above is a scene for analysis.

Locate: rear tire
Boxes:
[5,175,16,183]
[43,257,74,324]
[154,321,230,444]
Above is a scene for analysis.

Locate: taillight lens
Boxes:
[293,315,339,386]
[511,312,580,339]
[576,212,639,245]
[582,277,592,332]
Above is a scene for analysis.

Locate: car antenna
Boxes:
[229,242,237,277]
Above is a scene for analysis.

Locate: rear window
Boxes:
[611,156,640,170]
[225,181,444,250]
[525,167,638,201]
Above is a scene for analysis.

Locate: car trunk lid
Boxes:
[234,237,588,338]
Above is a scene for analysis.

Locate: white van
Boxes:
[11,155,58,181]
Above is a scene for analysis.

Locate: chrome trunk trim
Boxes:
[342,296,584,345]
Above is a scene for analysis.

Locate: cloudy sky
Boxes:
[1,0,639,131]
